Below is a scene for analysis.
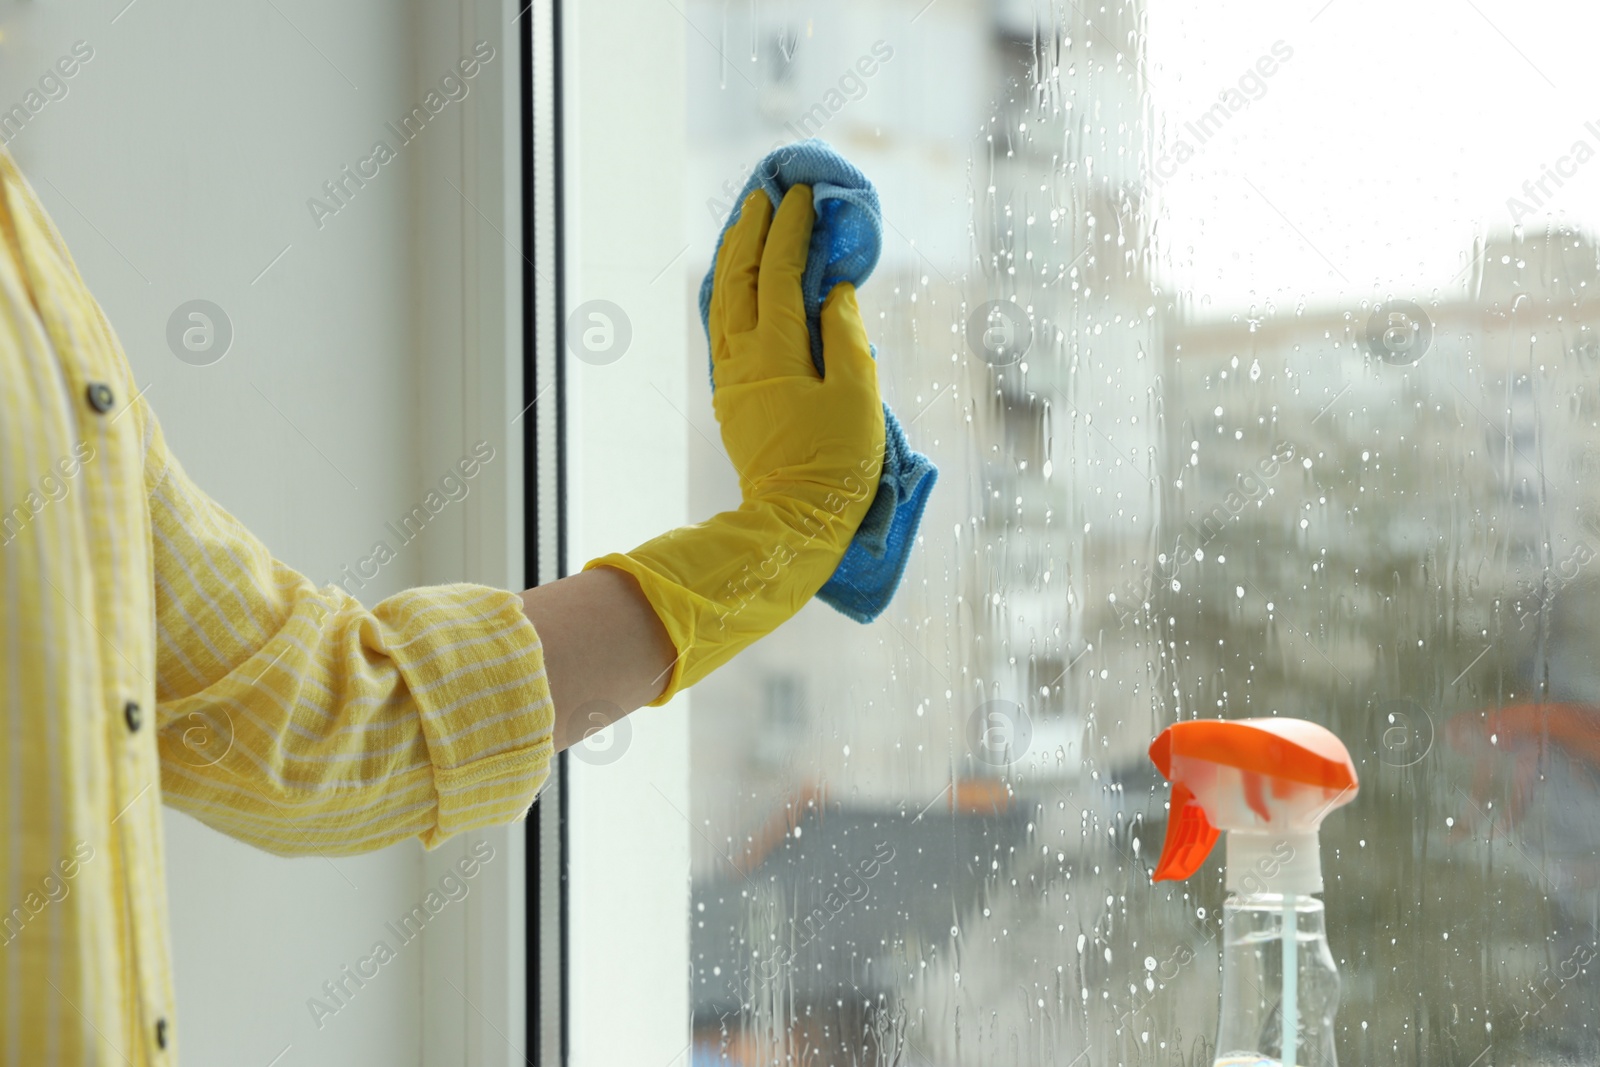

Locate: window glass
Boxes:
[682,2,1600,1063]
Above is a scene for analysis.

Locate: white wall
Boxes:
[1,0,526,1063]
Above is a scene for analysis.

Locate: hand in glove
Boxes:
[584,185,885,704]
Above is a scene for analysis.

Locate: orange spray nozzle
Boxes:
[1147,718,1359,889]
[1152,781,1221,881]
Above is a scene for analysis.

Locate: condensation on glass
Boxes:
[682,1,1600,1064]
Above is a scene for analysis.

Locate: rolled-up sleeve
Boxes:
[143,409,554,855]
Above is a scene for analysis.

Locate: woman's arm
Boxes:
[522,183,882,759]
[519,568,676,753]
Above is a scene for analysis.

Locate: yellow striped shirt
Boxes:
[0,149,555,1064]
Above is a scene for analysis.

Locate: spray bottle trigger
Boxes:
[1152,782,1220,882]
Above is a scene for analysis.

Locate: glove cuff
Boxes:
[583,493,868,706]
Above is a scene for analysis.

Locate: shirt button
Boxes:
[86,382,115,413]
[124,701,142,733]
[155,1017,168,1050]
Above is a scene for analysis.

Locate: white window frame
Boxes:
[558,0,694,1063]
[410,0,540,1063]
[519,0,694,1063]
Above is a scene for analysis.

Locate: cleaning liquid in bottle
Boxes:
[1147,718,1360,1067]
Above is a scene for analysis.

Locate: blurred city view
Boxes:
[679,1,1600,1063]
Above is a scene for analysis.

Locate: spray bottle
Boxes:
[1148,718,1359,1067]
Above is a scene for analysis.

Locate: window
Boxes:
[559,0,1600,1063]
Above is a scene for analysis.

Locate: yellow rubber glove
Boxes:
[584,185,885,705]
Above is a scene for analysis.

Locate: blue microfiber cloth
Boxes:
[698,139,938,624]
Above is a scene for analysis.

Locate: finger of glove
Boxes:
[819,282,879,401]
[754,184,819,379]
[714,190,771,340]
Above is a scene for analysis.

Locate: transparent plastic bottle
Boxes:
[1146,719,1358,1067]
[1212,892,1340,1067]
